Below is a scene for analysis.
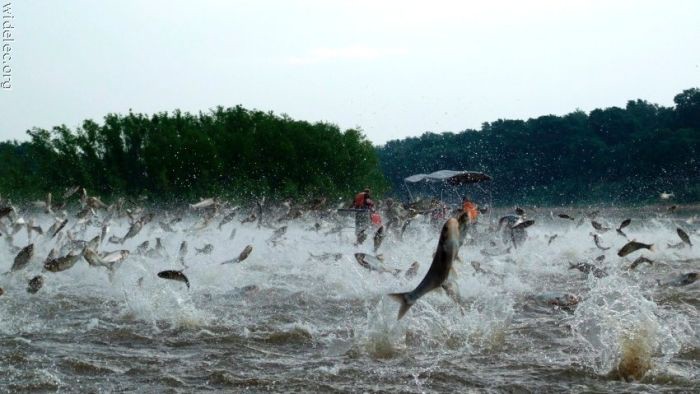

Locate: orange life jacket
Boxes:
[354,192,367,209]
[463,201,478,222]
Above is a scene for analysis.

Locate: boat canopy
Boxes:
[404,170,491,186]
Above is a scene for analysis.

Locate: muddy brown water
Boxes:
[0,207,698,392]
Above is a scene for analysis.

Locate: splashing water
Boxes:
[0,205,697,391]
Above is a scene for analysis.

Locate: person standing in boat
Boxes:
[350,188,374,236]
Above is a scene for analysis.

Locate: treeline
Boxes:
[1,89,698,206]
[0,106,387,203]
[377,88,700,205]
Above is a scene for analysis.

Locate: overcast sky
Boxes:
[1,0,698,144]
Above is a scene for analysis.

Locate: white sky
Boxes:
[0,0,698,144]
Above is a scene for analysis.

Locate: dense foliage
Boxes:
[378,88,700,205]
[1,89,698,206]
[0,106,387,203]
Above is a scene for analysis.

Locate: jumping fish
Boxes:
[221,244,253,265]
[308,252,343,262]
[63,185,80,199]
[27,275,44,294]
[190,198,216,210]
[44,251,82,272]
[177,241,188,266]
[676,228,692,247]
[569,261,607,278]
[511,219,534,230]
[616,219,631,238]
[354,253,399,275]
[389,217,461,320]
[356,229,367,245]
[405,261,420,278]
[218,209,239,229]
[373,225,385,253]
[400,219,411,240]
[195,244,214,255]
[121,220,143,244]
[9,243,34,273]
[618,241,654,257]
[592,234,610,250]
[136,240,150,255]
[157,270,190,289]
[268,226,287,244]
[49,219,68,239]
[591,220,610,233]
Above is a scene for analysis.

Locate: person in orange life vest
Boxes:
[351,188,375,235]
[351,188,374,210]
[462,197,479,224]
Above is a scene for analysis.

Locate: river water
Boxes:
[0,205,698,392]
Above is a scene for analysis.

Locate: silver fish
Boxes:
[157,270,190,289]
[100,250,130,264]
[373,225,385,253]
[121,220,143,244]
[405,261,420,278]
[356,229,367,245]
[268,226,287,244]
[591,220,610,233]
[190,198,216,209]
[49,219,68,239]
[354,253,398,275]
[569,261,607,278]
[195,244,214,255]
[218,209,239,229]
[676,228,692,247]
[27,275,44,294]
[618,241,654,257]
[592,234,610,250]
[63,185,80,199]
[389,217,461,320]
[10,243,34,272]
[221,244,253,265]
[177,241,188,265]
[136,240,150,255]
[44,251,82,272]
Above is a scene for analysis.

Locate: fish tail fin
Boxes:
[389,292,413,320]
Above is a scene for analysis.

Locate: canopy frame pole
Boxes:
[404,181,414,203]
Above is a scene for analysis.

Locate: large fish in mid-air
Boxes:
[389,217,461,320]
